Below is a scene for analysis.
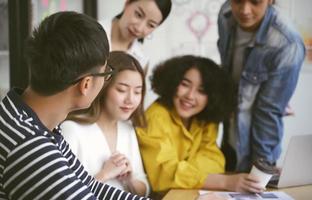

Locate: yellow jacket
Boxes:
[136,102,225,192]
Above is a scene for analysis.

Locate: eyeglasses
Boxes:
[90,64,115,81]
[70,64,115,85]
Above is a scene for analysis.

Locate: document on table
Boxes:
[199,190,294,200]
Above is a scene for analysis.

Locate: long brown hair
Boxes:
[66,51,147,127]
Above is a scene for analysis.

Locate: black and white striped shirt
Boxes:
[0,89,149,200]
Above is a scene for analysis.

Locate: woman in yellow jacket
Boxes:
[136,55,263,193]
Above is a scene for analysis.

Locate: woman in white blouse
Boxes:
[61,51,149,196]
[99,0,172,70]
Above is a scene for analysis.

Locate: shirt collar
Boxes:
[169,105,203,140]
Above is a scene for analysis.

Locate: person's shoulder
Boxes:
[1,128,56,164]
[218,1,234,33]
[61,120,81,129]
[219,0,231,15]
[0,92,43,141]
[268,7,303,45]
[203,121,219,131]
[128,41,149,67]
[146,102,170,119]
[61,120,96,136]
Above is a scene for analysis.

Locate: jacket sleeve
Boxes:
[250,39,305,162]
[136,114,224,192]
[187,123,225,176]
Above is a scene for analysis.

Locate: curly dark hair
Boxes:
[151,55,236,123]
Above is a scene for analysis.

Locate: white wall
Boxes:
[98,0,124,20]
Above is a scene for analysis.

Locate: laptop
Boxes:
[268,134,312,188]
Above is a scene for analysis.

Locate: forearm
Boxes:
[190,126,225,175]
[202,174,229,190]
[125,179,147,196]
[95,170,110,182]
[148,160,211,191]
[189,149,225,175]
[203,173,263,193]
[202,174,243,191]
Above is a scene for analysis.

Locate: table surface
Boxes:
[162,184,312,200]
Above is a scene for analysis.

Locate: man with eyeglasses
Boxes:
[0,11,149,200]
[70,64,115,85]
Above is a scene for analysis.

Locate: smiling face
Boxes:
[173,67,208,125]
[103,70,143,121]
[118,0,163,41]
[231,0,273,32]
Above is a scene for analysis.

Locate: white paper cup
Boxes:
[249,165,273,188]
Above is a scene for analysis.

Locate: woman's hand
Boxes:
[116,157,147,196]
[95,152,128,182]
[117,156,133,182]
[226,173,264,193]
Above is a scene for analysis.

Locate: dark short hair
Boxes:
[25,11,109,95]
[151,55,236,123]
[116,0,172,23]
[115,0,172,43]
[153,0,172,23]
[67,51,147,127]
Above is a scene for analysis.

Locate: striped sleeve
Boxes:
[0,97,150,200]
